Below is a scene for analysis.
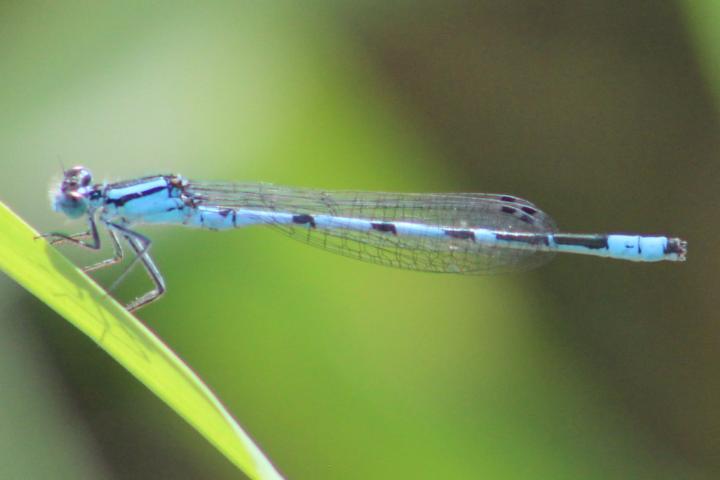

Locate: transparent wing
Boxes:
[188,182,558,274]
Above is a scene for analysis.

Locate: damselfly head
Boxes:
[62,166,93,188]
[51,165,93,218]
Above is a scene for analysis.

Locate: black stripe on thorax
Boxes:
[108,174,171,189]
[371,222,397,235]
[106,185,169,207]
[552,234,608,249]
[89,188,103,201]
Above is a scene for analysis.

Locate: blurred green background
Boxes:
[0,1,717,479]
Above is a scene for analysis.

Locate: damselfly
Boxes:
[42,166,687,311]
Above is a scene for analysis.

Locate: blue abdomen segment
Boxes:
[187,207,297,230]
[607,235,668,261]
[548,234,682,262]
[612,235,688,262]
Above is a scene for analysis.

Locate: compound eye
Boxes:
[65,166,92,187]
[53,189,88,218]
[77,169,92,187]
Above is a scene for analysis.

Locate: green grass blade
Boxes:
[0,201,283,480]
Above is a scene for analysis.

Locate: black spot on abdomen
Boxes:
[553,234,608,249]
[292,214,316,228]
[496,232,549,246]
[444,229,476,241]
[371,222,397,235]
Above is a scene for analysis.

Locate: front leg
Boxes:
[40,215,125,274]
[45,231,91,246]
[37,215,101,250]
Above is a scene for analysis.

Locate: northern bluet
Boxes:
[42,166,687,311]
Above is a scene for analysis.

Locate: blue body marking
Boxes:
[44,166,687,311]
